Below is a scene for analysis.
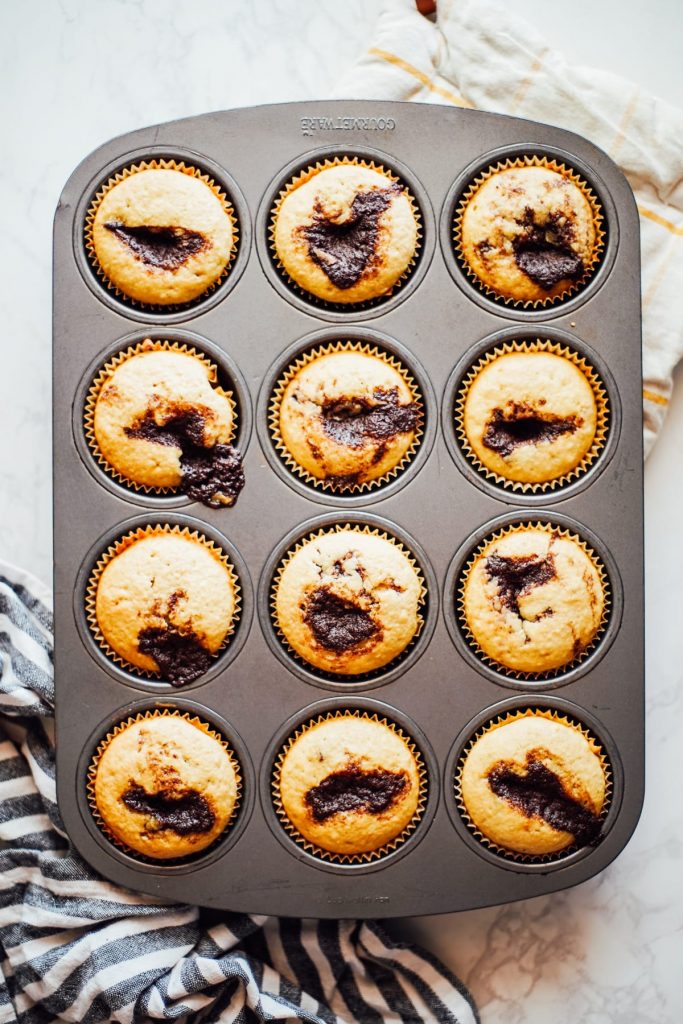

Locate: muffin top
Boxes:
[277,350,420,489]
[91,167,235,305]
[278,714,421,855]
[275,529,422,675]
[94,531,237,685]
[92,346,243,506]
[94,714,238,859]
[462,527,605,674]
[462,350,598,484]
[460,714,607,856]
[273,164,418,304]
[459,165,599,303]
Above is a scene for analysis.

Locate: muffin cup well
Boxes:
[83,337,238,497]
[86,707,242,863]
[454,338,609,494]
[271,708,428,865]
[268,155,423,312]
[85,523,241,681]
[84,157,239,312]
[268,339,424,496]
[452,155,605,310]
[453,707,612,865]
[456,520,611,682]
[269,522,427,684]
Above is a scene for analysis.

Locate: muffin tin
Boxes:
[53,101,643,917]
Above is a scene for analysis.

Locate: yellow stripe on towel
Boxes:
[643,388,669,406]
[368,47,473,108]
[638,205,683,236]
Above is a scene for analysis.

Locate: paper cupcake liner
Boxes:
[270,523,427,682]
[453,155,605,309]
[268,156,422,312]
[84,337,238,496]
[84,158,239,312]
[268,340,424,495]
[87,707,242,862]
[85,523,241,680]
[454,707,612,864]
[457,521,610,681]
[454,339,609,493]
[272,709,428,865]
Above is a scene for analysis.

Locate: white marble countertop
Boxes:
[1,1,681,1021]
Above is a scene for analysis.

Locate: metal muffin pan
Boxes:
[54,101,644,917]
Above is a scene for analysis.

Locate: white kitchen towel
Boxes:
[334,0,683,455]
[0,560,478,1024]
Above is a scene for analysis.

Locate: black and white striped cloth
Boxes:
[0,561,478,1024]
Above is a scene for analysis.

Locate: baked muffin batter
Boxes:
[460,713,607,856]
[275,529,422,675]
[273,164,418,304]
[94,530,237,684]
[92,346,244,507]
[277,349,420,489]
[462,527,605,674]
[459,164,600,304]
[91,167,235,305]
[278,714,421,855]
[462,350,598,484]
[94,714,239,859]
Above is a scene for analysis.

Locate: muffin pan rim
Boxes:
[442,509,624,689]
[254,142,436,322]
[73,512,255,693]
[256,325,438,508]
[72,327,254,509]
[442,694,625,873]
[72,144,252,324]
[440,324,622,506]
[259,695,440,875]
[438,141,619,322]
[76,697,256,874]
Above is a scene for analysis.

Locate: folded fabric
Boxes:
[0,561,478,1024]
[334,0,683,456]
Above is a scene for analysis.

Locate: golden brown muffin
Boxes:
[276,349,420,489]
[460,712,607,856]
[91,345,244,507]
[273,163,418,304]
[90,167,235,305]
[461,526,605,674]
[461,350,598,484]
[278,714,421,855]
[93,530,237,685]
[274,529,423,675]
[93,714,239,859]
[459,164,600,304]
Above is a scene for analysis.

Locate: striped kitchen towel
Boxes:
[335,0,683,456]
[0,560,478,1024]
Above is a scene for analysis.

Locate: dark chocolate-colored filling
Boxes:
[301,185,401,289]
[125,410,244,508]
[122,780,215,835]
[304,764,408,822]
[487,754,601,846]
[514,243,583,289]
[512,211,584,289]
[321,387,419,448]
[485,553,556,615]
[104,221,209,269]
[303,587,379,653]
[138,626,213,686]
[483,405,580,457]
[181,444,244,508]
